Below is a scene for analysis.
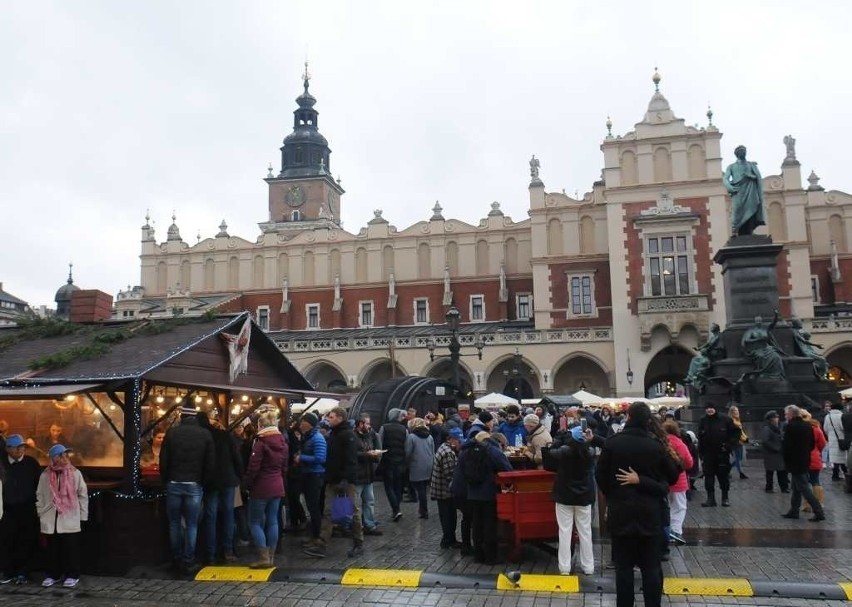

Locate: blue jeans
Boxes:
[204,486,236,560]
[354,483,377,529]
[249,497,281,549]
[166,481,203,563]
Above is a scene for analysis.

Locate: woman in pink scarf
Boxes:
[35,444,88,588]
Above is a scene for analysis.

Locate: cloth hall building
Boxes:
[117,71,852,399]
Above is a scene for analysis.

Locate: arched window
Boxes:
[517,239,531,272]
[418,242,431,279]
[446,241,459,277]
[228,256,239,290]
[382,245,394,281]
[156,261,167,294]
[829,214,847,252]
[476,240,489,275]
[180,260,190,290]
[253,255,265,287]
[329,249,341,283]
[204,258,215,291]
[687,144,706,179]
[621,150,637,185]
[355,247,368,283]
[653,147,672,182]
[505,238,518,273]
[303,251,315,286]
[767,202,787,241]
[547,219,563,255]
[579,216,595,254]
[291,210,301,221]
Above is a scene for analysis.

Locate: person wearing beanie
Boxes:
[498,405,528,448]
[405,418,435,519]
[466,410,495,440]
[296,411,327,549]
[431,427,463,548]
[697,402,739,507]
[523,413,553,468]
[544,425,594,575]
[159,405,215,575]
[36,445,88,588]
[378,408,408,522]
[760,411,788,493]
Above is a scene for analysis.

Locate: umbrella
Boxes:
[571,389,606,405]
[474,392,519,407]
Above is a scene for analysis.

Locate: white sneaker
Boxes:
[62,577,79,588]
[42,577,57,587]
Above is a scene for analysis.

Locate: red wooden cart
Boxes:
[496,469,558,560]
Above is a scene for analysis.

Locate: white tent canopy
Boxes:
[571,389,606,405]
[290,397,343,416]
[839,387,852,398]
[474,392,519,408]
[649,396,689,407]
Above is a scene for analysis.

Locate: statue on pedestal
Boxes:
[724,145,766,236]
[791,319,829,379]
[684,323,726,394]
[740,313,786,381]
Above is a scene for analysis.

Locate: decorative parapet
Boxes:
[274,326,612,353]
[810,317,852,333]
[636,294,711,351]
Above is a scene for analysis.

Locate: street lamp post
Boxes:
[426,305,484,399]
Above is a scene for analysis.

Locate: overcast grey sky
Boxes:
[3,0,851,308]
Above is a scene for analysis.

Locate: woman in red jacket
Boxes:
[663,420,693,545]
[244,409,288,568]
[801,411,827,513]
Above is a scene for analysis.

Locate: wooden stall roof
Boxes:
[0,313,312,391]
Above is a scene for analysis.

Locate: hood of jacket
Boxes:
[257,430,287,457]
[413,426,431,439]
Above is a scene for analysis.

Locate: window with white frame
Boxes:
[359,301,374,327]
[811,276,820,303]
[414,298,430,324]
[646,234,691,296]
[567,273,596,317]
[516,294,532,320]
[256,306,270,331]
[470,295,485,321]
[306,304,320,329]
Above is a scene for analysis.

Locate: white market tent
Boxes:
[474,392,519,408]
[650,396,689,407]
[290,397,343,416]
[571,389,606,405]
[839,387,852,398]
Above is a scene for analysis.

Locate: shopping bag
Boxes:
[330,495,354,526]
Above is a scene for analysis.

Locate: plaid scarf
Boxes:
[48,460,78,515]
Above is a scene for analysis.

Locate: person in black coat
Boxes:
[760,411,788,493]
[377,408,408,522]
[0,435,41,584]
[544,426,596,575]
[781,405,825,521]
[596,402,680,607]
[197,413,244,564]
[697,402,739,507]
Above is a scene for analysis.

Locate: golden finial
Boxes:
[652,66,661,92]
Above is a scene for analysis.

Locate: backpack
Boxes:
[463,442,490,485]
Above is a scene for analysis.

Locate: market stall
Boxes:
[0,312,316,574]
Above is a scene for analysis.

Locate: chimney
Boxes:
[69,290,114,323]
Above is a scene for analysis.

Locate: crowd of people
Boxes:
[1,394,850,603]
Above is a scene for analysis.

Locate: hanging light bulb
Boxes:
[175,396,183,404]
[109,404,117,411]
[156,394,165,404]
[157,408,165,416]
[206,398,213,405]
[195,395,202,404]
[241,395,249,402]
[231,405,241,415]
[65,394,76,402]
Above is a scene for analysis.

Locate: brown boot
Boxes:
[814,485,825,506]
[249,547,269,569]
[267,547,276,567]
[803,501,812,513]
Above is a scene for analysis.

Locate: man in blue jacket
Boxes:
[294,412,327,550]
[498,404,527,447]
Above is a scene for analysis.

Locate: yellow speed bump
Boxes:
[341,568,422,587]
[497,573,579,593]
[664,577,753,597]
[839,582,852,600]
[195,566,275,582]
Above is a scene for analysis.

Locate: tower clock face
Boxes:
[285,185,305,208]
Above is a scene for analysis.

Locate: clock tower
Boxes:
[261,63,344,233]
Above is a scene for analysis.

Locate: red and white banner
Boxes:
[221,317,252,383]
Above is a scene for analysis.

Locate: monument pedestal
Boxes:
[681,235,839,429]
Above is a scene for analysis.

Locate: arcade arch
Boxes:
[552,354,611,396]
[303,361,348,392]
[644,344,692,397]
[485,354,541,400]
[360,358,407,388]
[422,358,475,399]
